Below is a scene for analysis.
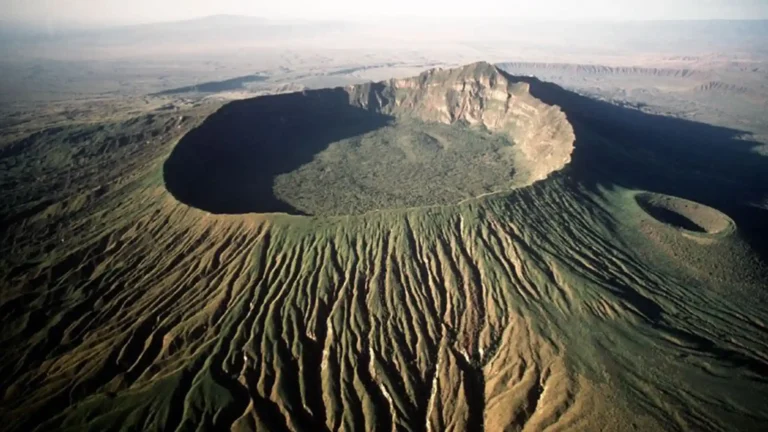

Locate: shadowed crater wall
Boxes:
[163,89,392,214]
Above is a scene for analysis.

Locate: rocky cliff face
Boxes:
[347,61,575,182]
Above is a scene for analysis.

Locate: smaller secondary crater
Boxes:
[635,192,734,235]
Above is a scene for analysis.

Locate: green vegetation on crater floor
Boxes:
[274,119,524,215]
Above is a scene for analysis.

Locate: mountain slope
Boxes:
[1,63,767,431]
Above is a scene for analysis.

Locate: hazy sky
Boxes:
[3,0,768,25]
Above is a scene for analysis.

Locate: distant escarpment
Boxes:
[498,61,712,79]
[164,62,575,215]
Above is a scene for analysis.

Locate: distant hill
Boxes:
[0,15,350,45]
[2,17,767,52]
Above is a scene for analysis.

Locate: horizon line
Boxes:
[3,14,768,28]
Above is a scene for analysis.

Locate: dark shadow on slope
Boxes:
[636,204,707,233]
[497,69,768,402]
[163,88,392,214]
[152,74,267,96]
[499,70,768,261]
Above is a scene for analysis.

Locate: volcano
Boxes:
[1,62,768,431]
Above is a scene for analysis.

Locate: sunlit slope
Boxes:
[1,64,767,431]
[3,171,767,431]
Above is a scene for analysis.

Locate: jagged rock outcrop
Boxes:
[348,62,575,182]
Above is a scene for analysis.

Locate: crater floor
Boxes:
[274,119,527,215]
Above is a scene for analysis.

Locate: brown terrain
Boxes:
[1,21,768,431]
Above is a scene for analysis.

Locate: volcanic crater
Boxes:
[635,191,735,236]
[163,62,575,216]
